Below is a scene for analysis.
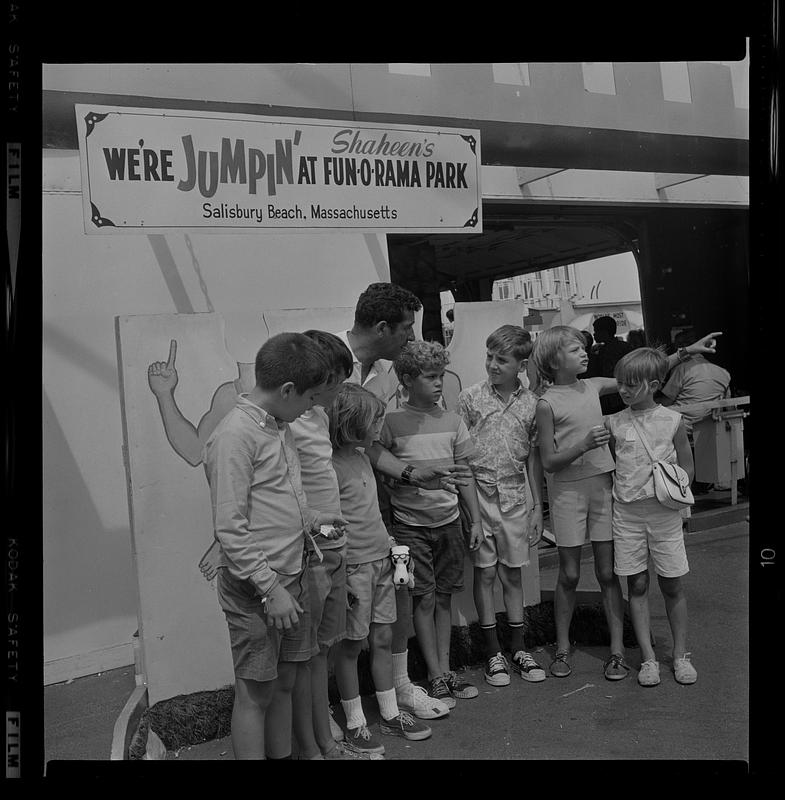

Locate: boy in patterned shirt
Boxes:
[457,325,547,687]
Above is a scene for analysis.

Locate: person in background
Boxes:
[443,308,455,346]
[581,330,594,358]
[627,329,647,350]
[585,316,631,415]
[658,329,731,436]
[658,329,732,493]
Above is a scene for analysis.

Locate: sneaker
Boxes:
[603,653,631,681]
[511,651,546,682]
[444,670,479,699]
[396,682,450,719]
[344,724,385,755]
[673,653,698,685]
[549,650,572,677]
[328,704,344,742]
[484,652,510,686]
[379,711,432,741]
[324,741,384,760]
[637,659,661,687]
[428,675,456,709]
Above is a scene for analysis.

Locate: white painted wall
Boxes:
[43,149,390,683]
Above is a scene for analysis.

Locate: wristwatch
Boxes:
[676,347,690,363]
[400,464,415,484]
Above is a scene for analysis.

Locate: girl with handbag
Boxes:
[605,348,698,687]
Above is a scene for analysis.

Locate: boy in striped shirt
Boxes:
[380,341,483,709]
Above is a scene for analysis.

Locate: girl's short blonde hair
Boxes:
[531,326,586,383]
[614,347,669,387]
[327,383,386,448]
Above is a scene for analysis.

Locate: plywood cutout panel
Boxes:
[117,312,242,704]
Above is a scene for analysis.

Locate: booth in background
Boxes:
[691,397,750,506]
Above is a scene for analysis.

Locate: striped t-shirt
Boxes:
[380,403,475,527]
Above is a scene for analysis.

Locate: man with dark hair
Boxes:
[344,282,422,381]
[585,315,630,414]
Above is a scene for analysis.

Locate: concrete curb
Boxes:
[110,684,148,760]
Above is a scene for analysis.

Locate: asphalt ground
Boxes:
[43,520,754,777]
[163,523,750,764]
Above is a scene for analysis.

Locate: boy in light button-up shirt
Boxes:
[204,332,346,761]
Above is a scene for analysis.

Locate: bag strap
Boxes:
[628,414,658,464]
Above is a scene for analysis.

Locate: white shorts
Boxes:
[612,496,689,578]
[548,472,613,549]
[470,489,531,569]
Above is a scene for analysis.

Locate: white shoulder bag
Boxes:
[628,415,694,510]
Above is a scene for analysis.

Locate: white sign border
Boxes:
[75,105,483,235]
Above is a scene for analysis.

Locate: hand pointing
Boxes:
[148,339,179,396]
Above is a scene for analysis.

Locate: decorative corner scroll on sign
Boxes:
[90,202,115,228]
[460,134,477,154]
[463,208,478,228]
[84,111,109,137]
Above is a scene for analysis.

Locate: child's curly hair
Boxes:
[393,340,450,382]
[327,383,386,448]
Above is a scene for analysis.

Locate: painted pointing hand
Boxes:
[148,339,179,396]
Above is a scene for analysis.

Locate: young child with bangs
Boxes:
[328,383,432,757]
[605,348,697,687]
[380,341,483,708]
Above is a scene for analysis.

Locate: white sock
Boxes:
[340,696,366,730]
[392,651,410,690]
[376,688,400,721]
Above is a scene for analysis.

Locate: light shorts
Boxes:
[393,519,465,596]
[612,496,689,578]
[217,562,312,683]
[548,472,613,549]
[345,556,397,641]
[307,544,347,650]
[470,488,531,569]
